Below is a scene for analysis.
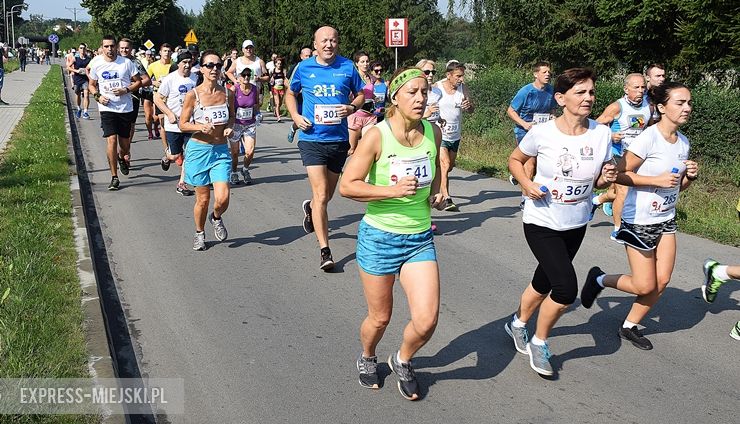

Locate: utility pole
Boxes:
[65,6,80,31]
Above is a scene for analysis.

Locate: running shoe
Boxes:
[526,342,553,376]
[107,176,120,191]
[609,230,622,243]
[118,156,130,176]
[229,172,241,186]
[618,326,653,350]
[209,213,228,241]
[589,195,600,221]
[504,319,529,354]
[193,231,206,251]
[154,129,161,139]
[581,266,605,309]
[0,99,9,105]
[287,128,296,143]
[176,182,194,196]
[302,200,314,234]
[730,321,740,341]
[519,199,526,211]
[443,197,459,212]
[241,167,252,185]
[602,201,614,217]
[75,109,81,119]
[388,353,420,401]
[161,156,170,171]
[319,247,334,271]
[431,222,437,233]
[702,258,725,303]
[147,132,153,140]
[356,354,380,389]
[82,111,91,120]
[509,174,518,186]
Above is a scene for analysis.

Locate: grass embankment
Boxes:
[456,65,739,246]
[4,58,20,73]
[0,66,97,423]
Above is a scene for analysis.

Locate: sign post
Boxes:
[143,39,154,51]
[385,18,408,70]
[48,34,59,59]
[184,29,198,47]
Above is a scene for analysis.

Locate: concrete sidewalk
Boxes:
[0,61,53,154]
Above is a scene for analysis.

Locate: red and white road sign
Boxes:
[385,18,408,48]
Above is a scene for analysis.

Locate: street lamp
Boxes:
[9,3,27,48]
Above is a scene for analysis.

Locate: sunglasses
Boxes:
[422,70,436,76]
[373,68,383,73]
[203,62,223,70]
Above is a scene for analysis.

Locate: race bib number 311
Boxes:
[314,104,343,125]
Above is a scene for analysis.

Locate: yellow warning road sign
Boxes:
[184,30,198,46]
[143,39,154,50]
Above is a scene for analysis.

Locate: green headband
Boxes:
[389,69,425,99]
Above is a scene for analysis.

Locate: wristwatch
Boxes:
[348,104,357,113]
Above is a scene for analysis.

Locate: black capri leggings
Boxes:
[523,223,587,305]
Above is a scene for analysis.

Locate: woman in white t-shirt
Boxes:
[581,82,699,350]
[505,68,616,377]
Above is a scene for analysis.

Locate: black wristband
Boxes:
[349,104,357,113]
[687,174,698,181]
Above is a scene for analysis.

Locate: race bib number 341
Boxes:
[389,156,433,188]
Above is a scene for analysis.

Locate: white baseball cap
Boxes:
[242,40,254,49]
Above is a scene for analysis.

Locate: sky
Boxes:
[25,0,452,22]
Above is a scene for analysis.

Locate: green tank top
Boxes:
[363,119,437,234]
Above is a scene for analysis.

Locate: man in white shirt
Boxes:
[88,35,143,191]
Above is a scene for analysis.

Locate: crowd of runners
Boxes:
[63,25,738,401]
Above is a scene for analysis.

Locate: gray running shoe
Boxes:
[527,342,554,376]
[229,172,241,186]
[356,354,379,389]
[387,353,420,401]
[241,167,252,185]
[504,320,529,354]
[210,213,228,241]
[193,231,206,251]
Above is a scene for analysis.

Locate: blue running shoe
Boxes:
[75,109,81,119]
[603,201,613,217]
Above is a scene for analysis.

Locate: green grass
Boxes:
[457,131,740,247]
[4,58,20,73]
[0,66,98,423]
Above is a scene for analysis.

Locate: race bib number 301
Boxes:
[389,156,433,188]
[314,104,342,125]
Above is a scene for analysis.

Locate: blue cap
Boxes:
[540,185,549,192]
[671,167,679,174]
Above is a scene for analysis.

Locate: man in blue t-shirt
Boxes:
[67,43,92,119]
[286,26,365,271]
[506,61,557,186]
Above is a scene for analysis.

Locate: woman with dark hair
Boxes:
[347,51,378,155]
[270,56,287,122]
[581,82,699,351]
[369,60,388,122]
[340,67,445,400]
[179,50,235,251]
[228,66,260,185]
[505,68,617,376]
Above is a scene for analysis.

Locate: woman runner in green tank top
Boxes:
[340,68,445,401]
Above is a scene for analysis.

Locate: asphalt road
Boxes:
[71,85,739,423]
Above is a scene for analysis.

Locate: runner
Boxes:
[88,35,143,190]
[285,26,365,270]
[0,43,6,105]
[228,67,260,185]
[225,40,269,113]
[269,56,286,122]
[436,61,474,212]
[702,259,740,340]
[370,60,387,122]
[339,67,445,400]
[505,68,616,376]
[645,63,666,123]
[65,48,76,85]
[581,82,699,351]
[68,43,91,119]
[265,52,277,112]
[18,44,27,72]
[118,39,152,141]
[224,48,238,89]
[148,43,174,150]
[140,49,157,139]
[506,62,557,187]
[416,59,443,125]
[286,47,312,143]
[153,51,197,196]
[347,51,377,155]
[178,50,235,251]
[594,73,651,230]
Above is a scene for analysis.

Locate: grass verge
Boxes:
[0,66,97,423]
[4,58,20,73]
[458,133,740,247]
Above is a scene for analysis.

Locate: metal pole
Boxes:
[395,47,398,71]
[11,11,15,49]
[3,0,6,44]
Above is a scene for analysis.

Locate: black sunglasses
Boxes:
[422,70,436,76]
[373,68,383,73]
[203,62,223,70]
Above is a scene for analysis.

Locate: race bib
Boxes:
[389,155,433,188]
[203,105,229,125]
[443,123,459,135]
[273,78,284,88]
[549,176,593,204]
[374,91,386,103]
[533,113,550,124]
[650,187,679,216]
[236,107,253,120]
[314,104,343,125]
[100,79,124,94]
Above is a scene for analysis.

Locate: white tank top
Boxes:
[436,81,465,141]
[235,56,263,88]
[611,97,652,149]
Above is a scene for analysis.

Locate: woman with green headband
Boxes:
[340,67,445,401]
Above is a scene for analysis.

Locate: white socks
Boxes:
[592,195,602,205]
[530,335,546,346]
[714,265,730,282]
[511,314,526,328]
[623,320,638,329]
[596,275,605,288]
[396,351,408,365]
